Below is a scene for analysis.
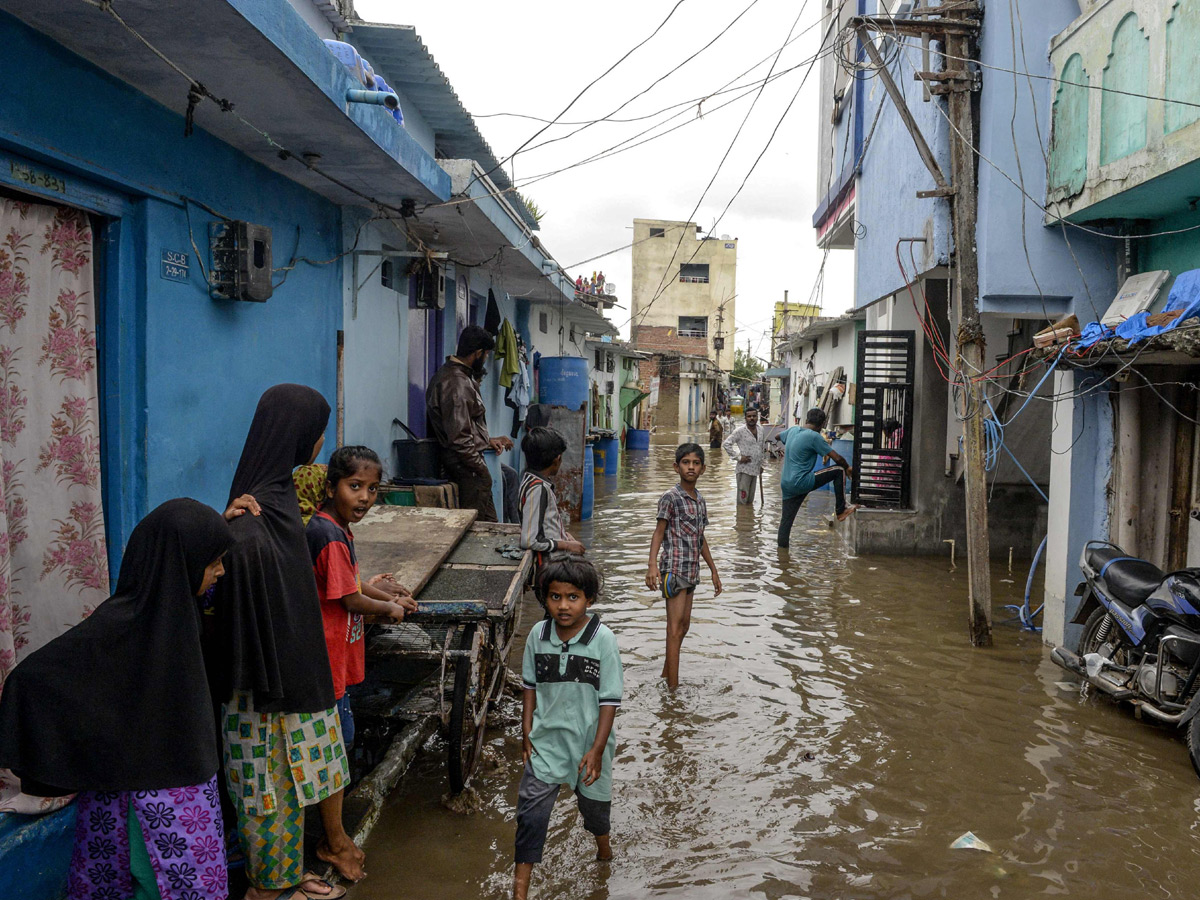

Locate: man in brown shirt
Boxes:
[426,325,513,521]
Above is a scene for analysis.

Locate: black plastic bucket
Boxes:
[392,419,444,481]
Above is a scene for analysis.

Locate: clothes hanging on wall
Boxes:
[505,339,532,438]
[484,288,501,336]
[494,318,521,388]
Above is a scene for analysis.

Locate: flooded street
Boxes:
[349,431,1200,899]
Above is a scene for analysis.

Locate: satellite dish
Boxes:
[720,234,731,240]
[603,282,617,295]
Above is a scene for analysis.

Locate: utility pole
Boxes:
[945,23,992,646]
[855,2,990,646]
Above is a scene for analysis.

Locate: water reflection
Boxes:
[349,430,1200,899]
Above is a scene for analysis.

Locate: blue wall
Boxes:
[0,11,342,560]
[975,0,1119,320]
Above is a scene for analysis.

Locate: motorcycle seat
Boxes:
[1091,548,1164,605]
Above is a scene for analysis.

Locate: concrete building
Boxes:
[630,218,737,373]
[779,311,864,429]
[811,0,1115,558]
[586,338,647,433]
[1038,0,1200,650]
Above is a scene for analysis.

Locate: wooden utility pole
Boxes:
[943,26,991,646]
[856,4,991,645]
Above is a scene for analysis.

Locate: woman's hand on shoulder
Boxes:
[224,494,261,521]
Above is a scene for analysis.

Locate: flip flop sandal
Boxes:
[298,874,348,900]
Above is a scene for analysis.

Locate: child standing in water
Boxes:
[645,443,723,690]
[306,445,416,882]
[513,557,623,900]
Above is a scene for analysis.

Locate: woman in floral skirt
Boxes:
[0,498,236,900]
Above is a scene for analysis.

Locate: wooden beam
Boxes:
[856,26,952,194]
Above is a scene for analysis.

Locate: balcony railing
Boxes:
[678,275,709,284]
[676,328,708,338]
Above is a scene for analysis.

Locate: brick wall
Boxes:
[632,324,710,357]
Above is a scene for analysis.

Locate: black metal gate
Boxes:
[852,330,914,509]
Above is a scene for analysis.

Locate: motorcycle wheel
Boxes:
[1079,607,1129,665]
[1186,717,1200,779]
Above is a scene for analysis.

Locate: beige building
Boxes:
[630,218,737,373]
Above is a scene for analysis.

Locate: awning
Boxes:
[0,0,450,207]
[620,386,650,410]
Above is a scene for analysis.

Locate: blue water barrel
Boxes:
[595,436,619,474]
[626,428,650,450]
[581,445,594,520]
[538,357,590,409]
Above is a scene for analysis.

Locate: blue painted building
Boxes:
[811,0,1117,560]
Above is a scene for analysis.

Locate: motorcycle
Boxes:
[1051,540,1200,776]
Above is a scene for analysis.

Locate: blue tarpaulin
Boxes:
[1073,269,1200,349]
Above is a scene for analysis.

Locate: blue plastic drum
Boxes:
[538,357,590,409]
[626,428,650,450]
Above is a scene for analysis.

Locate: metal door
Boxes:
[852,331,914,509]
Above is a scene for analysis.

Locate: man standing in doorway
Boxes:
[426,325,513,522]
[722,406,767,506]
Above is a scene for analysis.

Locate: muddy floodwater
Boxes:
[348,430,1200,899]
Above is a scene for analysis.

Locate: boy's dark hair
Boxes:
[326,445,382,490]
[538,556,602,601]
[806,408,828,428]
[675,442,705,464]
[457,325,495,359]
[522,426,567,471]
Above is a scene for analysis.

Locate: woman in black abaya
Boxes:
[214,384,347,900]
[0,498,235,900]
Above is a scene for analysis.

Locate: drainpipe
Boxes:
[346,90,400,110]
[336,330,345,446]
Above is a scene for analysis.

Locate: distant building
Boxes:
[630,218,737,374]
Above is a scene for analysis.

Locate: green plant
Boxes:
[523,197,546,223]
[732,348,764,383]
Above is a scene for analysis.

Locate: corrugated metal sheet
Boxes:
[348,21,540,230]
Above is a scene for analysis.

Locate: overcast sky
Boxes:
[356,0,854,359]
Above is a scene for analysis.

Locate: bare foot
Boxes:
[317,838,366,883]
[836,504,861,522]
[595,834,612,861]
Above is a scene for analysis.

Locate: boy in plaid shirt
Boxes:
[645,443,723,690]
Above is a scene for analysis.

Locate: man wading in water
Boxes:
[722,406,767,506]
[774,407,859,548]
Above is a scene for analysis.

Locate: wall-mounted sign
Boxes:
[160,249,190,283]
[8,160,66,194]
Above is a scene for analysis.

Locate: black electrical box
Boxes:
[412,265,444,309]
[210,221,273,302]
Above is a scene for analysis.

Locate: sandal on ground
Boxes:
[298,874,348,900]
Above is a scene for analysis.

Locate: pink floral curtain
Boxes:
[0,198,109,691]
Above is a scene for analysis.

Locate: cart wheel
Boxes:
[448,623,488,794]
[486,602,523,704]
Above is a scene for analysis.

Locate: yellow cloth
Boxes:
[292,463,327,525]
[495,318,520,389]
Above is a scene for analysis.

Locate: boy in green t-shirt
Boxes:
[513,557,623,900]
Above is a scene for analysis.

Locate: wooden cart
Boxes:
[350,510,531,794]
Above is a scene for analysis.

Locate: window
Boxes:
[649,227,665,238]
[678,316,708,338]
[539,312,548,333]
[832,329,839,349]
[679,263,710,284]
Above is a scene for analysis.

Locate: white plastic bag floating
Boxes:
[949,831,993,852]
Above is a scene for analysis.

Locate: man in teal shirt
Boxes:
[773,407,859,547]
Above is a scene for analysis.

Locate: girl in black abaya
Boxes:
[214,385,347,900]
[0,498,235,900]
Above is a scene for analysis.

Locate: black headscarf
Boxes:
[0,498,233,794]
[214,384,335,714]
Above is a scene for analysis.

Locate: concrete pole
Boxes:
[946,28,992,646]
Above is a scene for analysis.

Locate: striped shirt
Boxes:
[519,471,566,556]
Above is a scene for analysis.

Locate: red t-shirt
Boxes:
[306,510,364,698]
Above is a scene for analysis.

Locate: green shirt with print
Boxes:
[522,614,623,801]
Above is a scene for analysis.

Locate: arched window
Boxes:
[1166,0,1200,134]
[1100,13,1149,164]
[1049,54,1089,194]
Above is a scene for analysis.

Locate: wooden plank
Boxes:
[353,506,477,596]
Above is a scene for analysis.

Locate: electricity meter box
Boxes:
[209,221,274,302]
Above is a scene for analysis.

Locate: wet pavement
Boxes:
[348,429,1200,899]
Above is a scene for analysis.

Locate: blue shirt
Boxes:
[778,427,834,498]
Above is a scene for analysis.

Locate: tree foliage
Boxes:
[732,348,764,385]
